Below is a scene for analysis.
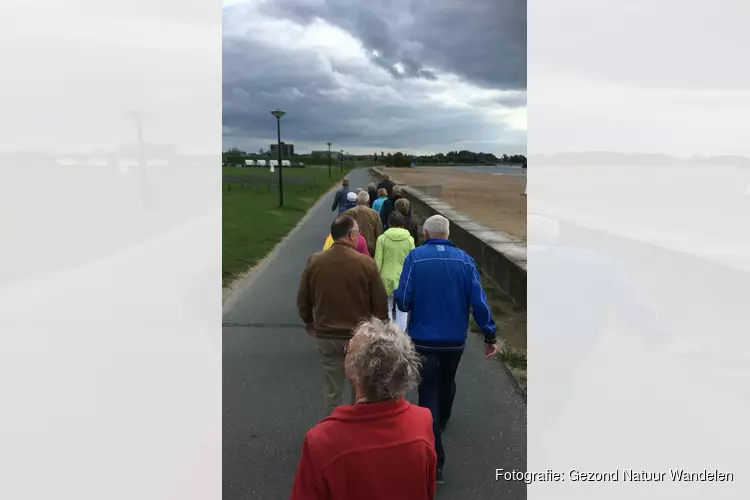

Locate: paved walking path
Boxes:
[223,168,527,499]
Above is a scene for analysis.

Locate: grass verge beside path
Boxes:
[470,274,527,392]
[223,166,351,286]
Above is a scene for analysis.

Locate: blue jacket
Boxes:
[372,196,388,216]
[394,239,497,350]
[331,187,353,214]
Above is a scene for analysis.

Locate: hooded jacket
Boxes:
[374,228,415,296]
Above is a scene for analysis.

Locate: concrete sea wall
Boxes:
[370,167,527,308]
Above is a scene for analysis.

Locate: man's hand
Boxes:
[305,324,316,337]
[484,342,499,359]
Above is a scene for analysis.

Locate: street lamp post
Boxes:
[327,142,332,179]
[340,150,344,172]
[271,109,286,207]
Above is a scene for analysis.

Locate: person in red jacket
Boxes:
[290,318,437,500]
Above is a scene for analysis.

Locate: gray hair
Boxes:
[367,182,377,190]
[346,318,421,402]
[392,185,402,195]
[423,214,450,238]
[357,191,370,204]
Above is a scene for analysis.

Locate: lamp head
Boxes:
[271,109,286,119]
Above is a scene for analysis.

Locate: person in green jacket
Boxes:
[374,211,415,331]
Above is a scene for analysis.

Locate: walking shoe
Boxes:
[436,467,445,485]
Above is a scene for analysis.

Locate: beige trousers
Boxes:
[315,338,356,415]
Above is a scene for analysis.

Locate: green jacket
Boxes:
[375,227,415,296]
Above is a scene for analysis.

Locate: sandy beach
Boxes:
[380,167,527,240]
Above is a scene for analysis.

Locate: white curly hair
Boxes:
[345,317,422,402]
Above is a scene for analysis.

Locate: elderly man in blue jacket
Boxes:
[394,214,498,486]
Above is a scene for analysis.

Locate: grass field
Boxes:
[223,166,351,286]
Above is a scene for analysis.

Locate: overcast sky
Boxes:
[223,0,526,156]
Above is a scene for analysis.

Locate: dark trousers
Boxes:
[417,349,463,469]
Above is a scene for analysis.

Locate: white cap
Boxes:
[347,192,357,202]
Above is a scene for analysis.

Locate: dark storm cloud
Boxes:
[258,0,526,91]
[222,34,524,152]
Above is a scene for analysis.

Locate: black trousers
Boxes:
[416,348,463,469]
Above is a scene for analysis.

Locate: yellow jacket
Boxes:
[374,228,415,295]
[323,233,370,255]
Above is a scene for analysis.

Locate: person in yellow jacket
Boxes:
[323,219,370,255]
[374,211,415,331]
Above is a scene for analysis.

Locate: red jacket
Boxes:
[354,234,369,256]
[290,398,436,500]
[323,233,370,256]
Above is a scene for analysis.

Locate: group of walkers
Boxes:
[326,176,419,330]
[293,175,499,499]
[332,175,420,240]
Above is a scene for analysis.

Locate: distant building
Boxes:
[310,150,329,158]
[269,142,294,157]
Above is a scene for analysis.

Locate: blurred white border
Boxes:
[529,1,750,499]
[0,0,221,499]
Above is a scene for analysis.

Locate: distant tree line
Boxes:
[223,148,526,168]
[370,150,526,167]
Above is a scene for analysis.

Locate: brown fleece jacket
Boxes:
[297,242,389,339]
[342,205,383,256]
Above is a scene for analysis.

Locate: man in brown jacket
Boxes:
[297,215,389,415]
[342,191,383,257]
